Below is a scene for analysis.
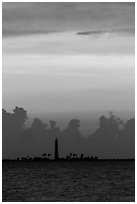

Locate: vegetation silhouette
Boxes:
[2,106,135,159]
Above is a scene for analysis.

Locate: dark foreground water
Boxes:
[3,161,135,202]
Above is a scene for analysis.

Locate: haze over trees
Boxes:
[2,107,135,159]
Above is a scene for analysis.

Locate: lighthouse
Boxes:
[54,138,59,160]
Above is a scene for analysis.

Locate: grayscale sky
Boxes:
[2,2,135,116]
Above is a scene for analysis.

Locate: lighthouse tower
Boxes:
[54,138,59,160]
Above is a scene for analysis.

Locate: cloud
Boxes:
[2,2,134,36]
[77,27,135,36]
[3,31,135,56]
[2,3,134,122]
[2,107,135,159]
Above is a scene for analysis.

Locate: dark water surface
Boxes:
[3,161,135,202]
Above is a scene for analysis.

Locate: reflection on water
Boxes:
[3,161,135,202]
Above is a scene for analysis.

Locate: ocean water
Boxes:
[2,161,135,202]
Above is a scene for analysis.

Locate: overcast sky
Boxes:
[2,2,135,116]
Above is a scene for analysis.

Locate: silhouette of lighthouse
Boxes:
[54,138,59,160]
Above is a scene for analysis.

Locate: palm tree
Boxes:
[48,153,52,159]
[80,153,84,159]
[42,153,47,158]
[73,154,76,158]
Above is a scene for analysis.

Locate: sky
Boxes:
[2,2,135,118]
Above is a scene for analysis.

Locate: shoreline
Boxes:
[2,158,135,162]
